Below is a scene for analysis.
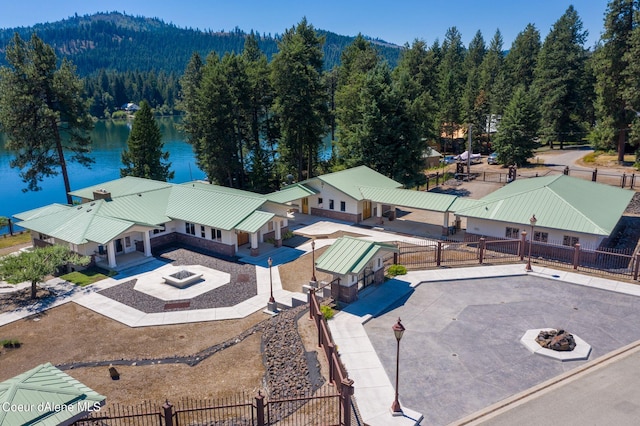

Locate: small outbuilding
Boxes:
[0,362,106,425]
[315,236,398,303]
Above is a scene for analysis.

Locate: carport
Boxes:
[358,186,465,236]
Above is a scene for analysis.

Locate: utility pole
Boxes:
[467,123,472,178]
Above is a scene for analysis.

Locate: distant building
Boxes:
[121,102,140,112]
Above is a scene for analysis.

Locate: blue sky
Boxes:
[2,1,610,49]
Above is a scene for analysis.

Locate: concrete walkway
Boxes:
[328,264,640,426]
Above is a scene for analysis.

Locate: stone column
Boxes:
[143,230,152,257]
[274,220,282,248]
[376,202,383,225]
[442,212,450,236]
[250,232,259,256]
[107,240,117,268]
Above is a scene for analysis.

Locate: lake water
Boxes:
[0,116,206,223]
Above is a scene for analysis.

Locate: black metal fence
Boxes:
[74,389,343,426]
[394,235,640,281]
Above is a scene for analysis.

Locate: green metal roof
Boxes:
[69,176,172,200]
[98,187,172,225]
[184,181,265,199]
[303,166,402,201]
[0,362,105,426]
[13,204,71,221]
[359,186,457,212]
[166,185,266,231]
[235,210,275,233]
[450,198,486,212]
[16,201,138,245]
[455,175,634,236]
[267,184,318,204]
[315,236,398,275]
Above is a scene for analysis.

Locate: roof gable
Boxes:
[0,362,105,426]
[316,236,398,275]
[359,186,457,212]
[304,166,402,200]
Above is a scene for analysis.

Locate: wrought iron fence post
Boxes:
[328,343,335,384]
[592,168,597,182]
[573,243,581,270]
[478,238,486,264]
[634,253,640,281]
[436,241,442,266]
[520,231,527,260]
[255,391,265,426]
[340,379,355,426]
[162,400,174,426]
[309,288,315,320]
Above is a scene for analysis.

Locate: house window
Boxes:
[185,222,195,235]
[378,258,381,268]
[268,221,274,232]
[563,235,579,246]
[318,197,323,206]
[340,201,346,212]
[534,231,548,243]
[153,224,166,234]
[125,236,131,247]
[39,233,51,241]
[329,199,334,210]
[211,228,222,242]
[505,227,520,239]
[201,225,206,238]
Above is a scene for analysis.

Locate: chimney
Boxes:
[92,188,112,201]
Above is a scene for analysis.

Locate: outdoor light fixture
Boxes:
[391,317,405,415]
[526,214,537,272]
[268,257,275,304]
[311,240,317,282]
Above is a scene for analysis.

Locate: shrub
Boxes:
[320,305,334,320]
[388,264,407,276]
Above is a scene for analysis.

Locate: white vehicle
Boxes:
[454,151,482,164]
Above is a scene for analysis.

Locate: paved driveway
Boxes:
[364,274,640,425]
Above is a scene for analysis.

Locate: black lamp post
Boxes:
[525,214,537,272]
[268,257,275,304]
[311,240,317,282]
[391,317,405,415]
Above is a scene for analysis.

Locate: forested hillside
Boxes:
[0,12,402,74]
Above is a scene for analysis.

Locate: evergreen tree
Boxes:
[492,87,540,167]
[592,0,640,161]
[479,30,507,144]
[504,24,541,92]
[335,35,381,167]
[121,100,174,181]
[244,34,276,193]
[0,33,93,204]
[271,18,328,182]
[437,27,466,153]
[461,31,487,150]
[533,6,588,149]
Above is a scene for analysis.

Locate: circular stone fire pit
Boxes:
[163,269,203,288]
[520,328,591,361]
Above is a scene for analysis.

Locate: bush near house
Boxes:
[387,264,407,276]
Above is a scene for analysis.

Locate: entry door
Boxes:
[363,200,372,219]
[302,197,309,214]
[115,238,124,253]
[237,232,250,246]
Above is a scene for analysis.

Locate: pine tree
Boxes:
[504,24,541,92]
[437,27,466,153]
[121,100,174,181]
[461,31,487,150]
[0,33,93,204]
[533,6,588,149]
[271,18,328,182]
[492,87,540,167]
[592,0,640,161]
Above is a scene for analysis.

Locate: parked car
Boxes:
[487,152,498,165]
[442,155,457,165]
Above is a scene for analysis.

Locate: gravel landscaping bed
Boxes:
[98,246,257,313]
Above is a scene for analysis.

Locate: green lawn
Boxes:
[60,267,115,286]
[0,232,31,249]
